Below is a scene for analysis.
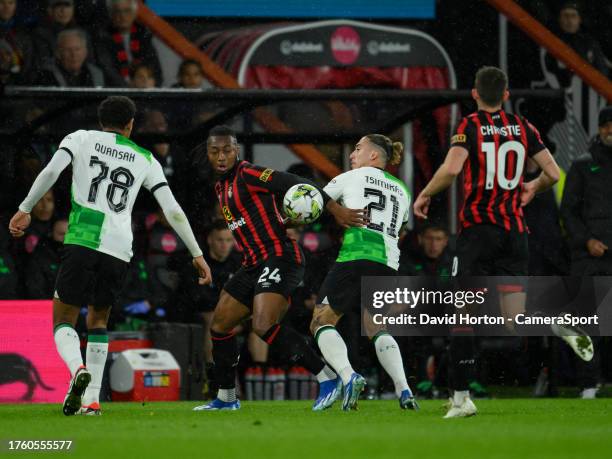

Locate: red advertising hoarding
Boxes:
[0,301,68,403]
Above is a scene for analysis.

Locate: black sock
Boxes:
[261,324,325,376]
[211,330,238,389]
[449,334,476,391]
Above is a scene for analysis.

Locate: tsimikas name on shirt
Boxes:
[365,175,401,194]
[94,143,136,162]
[479,124,522,137]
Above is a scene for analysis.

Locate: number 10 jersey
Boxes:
[451,110,546,233]
[59,129,167,262]
[324,166,411,270]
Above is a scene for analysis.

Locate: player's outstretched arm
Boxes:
[9,149,72,237]
[242,165,367,228]
[414,146,468,219]
[152,185,212,285]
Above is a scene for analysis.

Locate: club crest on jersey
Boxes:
[222,206,234,222]
[259,168,274,182]
[451,134,467,143]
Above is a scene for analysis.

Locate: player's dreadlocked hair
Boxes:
[474,66,508,107]
[98,96,136,129]
[365,134,403,166]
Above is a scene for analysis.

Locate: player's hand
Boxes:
[8,210,31,238]
[586,238,608,258]
[327,200,368,228]
[193,256,212,285]
[520,180,538,207]
[413,194,431,219]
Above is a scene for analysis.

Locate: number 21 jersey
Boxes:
[324,166,411,270]
[451,110,546,233]
[59,129,167,262]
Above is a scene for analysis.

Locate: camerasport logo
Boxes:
[331,26,361,65]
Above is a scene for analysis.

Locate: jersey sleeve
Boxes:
[323,172,349,201]
[523,117,547,157]
[450,117,471,150]
[57,129,86,162]
[240,163,331,205]
[143,158,168,193]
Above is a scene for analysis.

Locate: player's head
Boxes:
[207,219,235,261]
[98,96,136,137]
[599,106,612,147]
[351,134,403,170]
[473,66,509,109]
[418,224,449,260]
[207,125,239,175]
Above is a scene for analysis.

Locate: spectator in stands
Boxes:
[173,59,205,89]
[33,28,105,87]
[399,224,451,277]
[129,62,156,88]
[111,255,154,330]
[0,227,18,299]
[23,189,55,255]
[32,0,92,68]
[545,1,608,84]
[25,218,67,299]
[93,0,162,87]
[0,0,33,85]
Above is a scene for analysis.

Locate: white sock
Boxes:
[315,326,354,385]
[82,332,108,406]
[373,333,409,397]
[53,324,83,377]
[453,390,470,405]
[218,388,236,403]
[315,364,337,383]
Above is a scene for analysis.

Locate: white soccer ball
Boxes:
[283,183,324,224]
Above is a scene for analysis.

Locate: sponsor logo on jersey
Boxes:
[259,168,274,182]
[222,206,234,221]
[227,217,246,231]
[451,134,467,143]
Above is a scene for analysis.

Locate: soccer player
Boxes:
[310,134,418,411]
[9,96,211,416]
[413,66,561,418]
[193,125,366,411]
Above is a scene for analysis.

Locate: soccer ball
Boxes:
[283,184,324,224]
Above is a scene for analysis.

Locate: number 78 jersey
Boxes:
[324,166,411,270]
[59,130,167,262]
[451,110,546,233]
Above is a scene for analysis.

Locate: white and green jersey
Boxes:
[59,129,167,262]
[324,166,411,270]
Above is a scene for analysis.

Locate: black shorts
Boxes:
[223,253,305,308]
[454,224,528,276]
[55,244,128,308]
[317,260,396,315]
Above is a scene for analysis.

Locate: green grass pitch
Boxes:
[1,400,611,459]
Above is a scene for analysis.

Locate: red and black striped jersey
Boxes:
[215,161,324,267]
[451,110,546,233]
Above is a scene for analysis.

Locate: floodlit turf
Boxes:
[1,399,611,459]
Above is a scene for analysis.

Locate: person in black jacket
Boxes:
[559,105,612,399]
[561,106,612,275]
[25,218,67,299]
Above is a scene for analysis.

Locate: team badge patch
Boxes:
[259,168,274,182]
[451,134,467,144]
[222,206,233,221]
